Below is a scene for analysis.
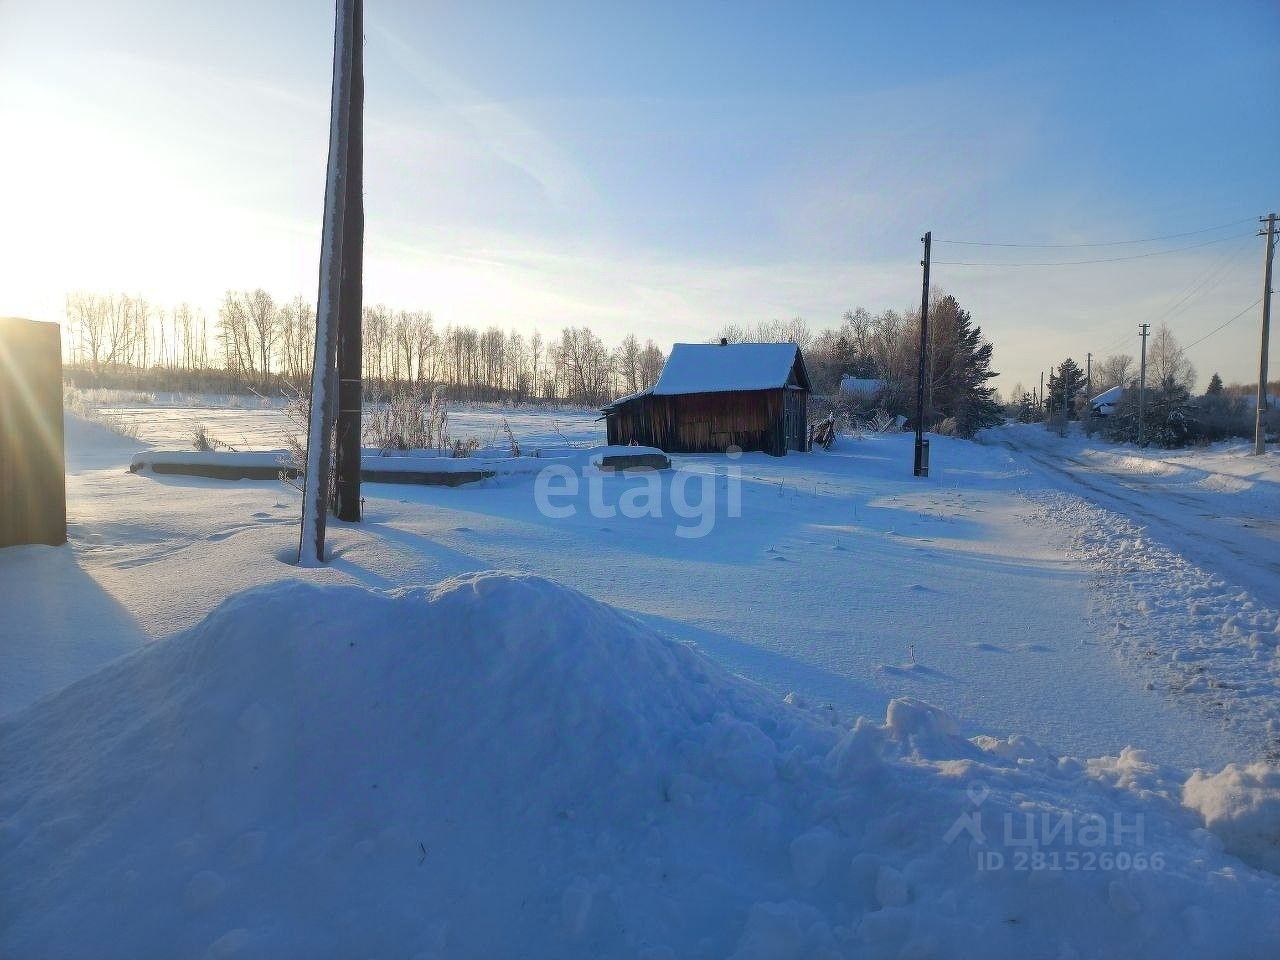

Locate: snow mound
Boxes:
[63,412,132,444]
[63,411,147,461]
[3,573,1279,959]
[1184,763,1280,873]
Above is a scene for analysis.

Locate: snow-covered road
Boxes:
[987,424,1280,609]
[984,424,1280,760]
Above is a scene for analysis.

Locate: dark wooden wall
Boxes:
[606,388,809,456]
[783,388,808,452]
[0,318,66,548]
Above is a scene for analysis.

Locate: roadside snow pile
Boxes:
[3,573,1280,959]
[1184,762,1280,873]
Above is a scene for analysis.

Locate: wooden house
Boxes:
[602,341,812,455]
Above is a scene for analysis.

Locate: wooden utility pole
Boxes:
[334,0,365,522]
[1084,351,1093,430]
[1255,213,1276,456]
[913,232,931,477]
[1059,364,1068,437]
[1137,323,1150,446]
[299,0,357,566]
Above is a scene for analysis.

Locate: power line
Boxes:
[1093,234,1252,357]
[1096,327,1139,359]
[1097,284,1258,361]
[934,232,1250,267]
[1156,235,1253,329]
[934,217,1254,248]
[1183,297,1264,350]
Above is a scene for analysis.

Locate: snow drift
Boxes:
[1184,762,1280,873]
[2,573,1279,959]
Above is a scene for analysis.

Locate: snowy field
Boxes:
[89,390,606,451]
[3,403,1279,957]
[14,403,1278,768]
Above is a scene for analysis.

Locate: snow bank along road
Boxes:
[988,423,1280,609]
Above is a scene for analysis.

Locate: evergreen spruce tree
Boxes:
[1046,358,1087,419]
[1016,392,1039,423]
[1103,374,1196,447]
[1206,372,1224,396]
[923,295,1002,436]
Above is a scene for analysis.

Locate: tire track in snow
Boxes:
[996,436,1280,609]
[992,433,1280,761]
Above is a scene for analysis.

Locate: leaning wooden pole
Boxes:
[334,0,365,522]
[298,0,356,566]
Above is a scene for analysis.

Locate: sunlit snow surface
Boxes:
[3,572,1279,958]
[1,403,1279,956]
[6,406,1279,767]
[93,391,605,450]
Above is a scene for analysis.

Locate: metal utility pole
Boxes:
[913,231,931,477]
[1255,213,1276,456]
[334,0,365,522]
[1137,323,1150,446]
[299,0,358,566]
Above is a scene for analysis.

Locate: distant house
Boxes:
[602,341,812,455]
[1089,385,1123,417]
[838,376,887,397]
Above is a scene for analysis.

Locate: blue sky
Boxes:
[1,0,1276,392]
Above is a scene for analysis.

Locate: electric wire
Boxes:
[934,217,1254,248]
[1093,235,1252,357]
[1182,297,1264,351]
[933,232,1249,267]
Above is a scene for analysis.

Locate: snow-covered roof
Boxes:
[601,342,811,409]
[606,387,652,407]
[1089,385,1123,407]
[650,342,809,396]
[1241,392,1278,409]
[839,376,886,395]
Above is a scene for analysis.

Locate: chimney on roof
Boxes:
[719,337,727,346]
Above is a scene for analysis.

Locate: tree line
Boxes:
[63,290,667,406]
[62,286,1002,433]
